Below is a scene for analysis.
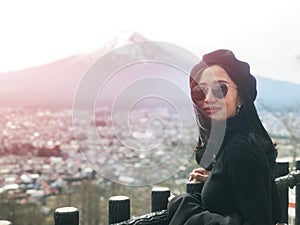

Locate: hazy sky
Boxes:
[1,0,300,83]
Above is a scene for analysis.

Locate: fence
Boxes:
[108,161,300,225]
[2,161,300,225]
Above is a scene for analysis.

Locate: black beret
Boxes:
[190,49,257,103]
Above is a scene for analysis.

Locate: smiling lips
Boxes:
[203,106,222,115]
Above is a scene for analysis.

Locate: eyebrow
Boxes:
[217,80,229,84]
[198,79,230,86]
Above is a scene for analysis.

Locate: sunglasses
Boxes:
[191,83,238,102]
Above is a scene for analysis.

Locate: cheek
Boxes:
[224,97,238,117]
[192,99,205,110]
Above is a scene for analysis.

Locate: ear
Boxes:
[237,96,243,107]
[235,97,243,115]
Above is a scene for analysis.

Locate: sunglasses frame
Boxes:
[191,82,238,102]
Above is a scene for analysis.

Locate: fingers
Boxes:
[192,168,209,175]
[189,168,209,182]
[168,194,176,203]
[189,172,208,182]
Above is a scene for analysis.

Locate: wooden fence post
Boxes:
[54,207,79,225]
[109,196,130,224]
[151,187,170,212]
[275,161,290,224]
[295,160,300,225]
[0,220,12,225]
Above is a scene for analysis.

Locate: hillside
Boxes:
[0,32,299,109]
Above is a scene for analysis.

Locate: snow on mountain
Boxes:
[0,32,150,108]
[0,31,299,109]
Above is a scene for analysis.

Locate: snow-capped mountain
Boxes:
[0,31,299,109]
[0,32,150,108]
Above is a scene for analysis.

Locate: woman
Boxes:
[167,49,284,225]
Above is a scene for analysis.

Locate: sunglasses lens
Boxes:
[212,83,228,98]
[191,86,206,102]
[191,83,229,102]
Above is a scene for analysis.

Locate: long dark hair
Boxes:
[238,101,278,170]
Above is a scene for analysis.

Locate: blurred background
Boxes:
[0,1,300,224]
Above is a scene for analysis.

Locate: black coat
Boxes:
[167,118,283,225]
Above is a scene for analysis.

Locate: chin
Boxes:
[207,112,227,121]
[208,115,226,121]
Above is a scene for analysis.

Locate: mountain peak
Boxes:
[1,32,299,109]
[103,31,148,51]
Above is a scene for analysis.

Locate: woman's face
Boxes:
[191,65,241,121]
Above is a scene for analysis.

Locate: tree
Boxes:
[258,102,300,167]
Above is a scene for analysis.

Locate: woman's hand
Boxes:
[189,167,209,183]
[168,193,176,203]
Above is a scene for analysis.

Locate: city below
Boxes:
[0,105,298,223]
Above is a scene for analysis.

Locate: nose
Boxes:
[204,89,217,103]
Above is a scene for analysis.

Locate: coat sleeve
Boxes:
[224,143,274,225]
